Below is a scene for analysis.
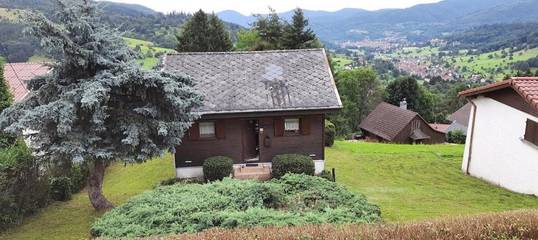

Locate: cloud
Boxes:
[99,0,442,15]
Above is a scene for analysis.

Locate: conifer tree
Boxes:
[281,8,319,49]
[0,0,202,210]
[0,60,13,112]
[176,10,232,52]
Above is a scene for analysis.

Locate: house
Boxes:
[446,103,472,135]
[359,102,446,144]
[429,123,450,134]
[162,49,342,179]
[459,77,538,196]
[3,62,50,102]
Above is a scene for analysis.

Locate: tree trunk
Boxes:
[88,159,114,211]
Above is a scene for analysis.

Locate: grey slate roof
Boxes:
[163,49,342,115]
[359,102,418,141]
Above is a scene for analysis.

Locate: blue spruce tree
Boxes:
[0,0,202,210]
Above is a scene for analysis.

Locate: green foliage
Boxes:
[272,154,315,178]
[447,130,466,144]
[49,177,71,201]
[319,170,334,182]
[68,162,88,193]
[332,68,383,135]
[324,120,336,147]
[281,8,320,49]
[0,60,13,113]
[202,156,233,181]
[0,1,202,165]
[176,10,233,52]
[91,174,381,238]
[0,140,49,230]
[235,29,262,51]
[385,76,436,122]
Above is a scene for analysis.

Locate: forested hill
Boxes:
[0,0,242,62]
[218,0,538,43]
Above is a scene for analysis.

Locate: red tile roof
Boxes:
[3,63,50,102]
[460,77,538,112]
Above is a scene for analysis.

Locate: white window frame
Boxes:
[199,121,216,138]
[284,118,300,134]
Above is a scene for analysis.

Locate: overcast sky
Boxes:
[99,0,442,15]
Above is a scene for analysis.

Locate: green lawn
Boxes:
[3,142,538,239]
[326,141,538,222]
[0,154,175,240]
[331,55,353,72]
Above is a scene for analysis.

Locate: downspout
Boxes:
[465,99,478,175]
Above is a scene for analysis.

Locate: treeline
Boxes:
[443,23,538,54]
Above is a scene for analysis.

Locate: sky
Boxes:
[99,0,442,15]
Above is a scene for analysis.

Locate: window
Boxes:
[524,119,538,146]
[199,121,215,138]
[284,118,300,134]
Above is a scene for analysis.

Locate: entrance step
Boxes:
[233,165,271,181]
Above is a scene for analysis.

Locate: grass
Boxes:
[0,154,175,240]
[325,141,538,222]
[331,55,353,72]
[2,141,538,239]
[123,37,176,70]
[391,46,441,58]
[169,210,538,240]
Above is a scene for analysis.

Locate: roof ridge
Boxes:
[166,48,324,56]
[380,101,419,116]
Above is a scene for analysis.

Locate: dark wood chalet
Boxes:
[163,49,342,179]
[359,102,446,144]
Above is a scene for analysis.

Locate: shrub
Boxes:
[447,130,466,144]
[319,170,334,182]
[91,174,381,238]
[324,120,336,147]
[272,154,314,178]
[50,177,72,201]
[203,156,233,181]
[69,163,89,193]
[0,141,49,230]
[160,177,203,186]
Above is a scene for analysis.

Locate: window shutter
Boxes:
[301,117,310,135]
[524,119,538,145]
[215,120,226,139]
[274,118,284,137]
[189,122,200,140]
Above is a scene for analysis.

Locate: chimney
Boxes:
[399,99,407,110]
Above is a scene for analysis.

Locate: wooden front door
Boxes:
[242,119,259,161]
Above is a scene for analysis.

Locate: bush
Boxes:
[324,120,336,147]
[0,141,49,230]
[69,163,89,193]
[203,156,233,181]
[160,177,203,186]
[50,177,72,201]
[319,170,334,182]
[91,174,381,238]
[447,130,466,144]
[272,154,315,178]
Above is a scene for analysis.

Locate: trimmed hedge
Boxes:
[272,154,315,178]
[91,174,381,238]
[203,156,233,181]
[0,141,49,230]
[324,120,336,147]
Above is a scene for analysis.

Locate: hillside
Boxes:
[218,0,538,43]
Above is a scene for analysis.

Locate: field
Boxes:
[123,37,176,69]
[0,8,22,22]
[326,142,538,221]
[1,142,537,239]
[331,55,353,72]
[449,47,538,80]
[391,46,441,58]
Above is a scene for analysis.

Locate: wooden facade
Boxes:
[175,113,325,167]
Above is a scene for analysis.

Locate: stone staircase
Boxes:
[233,164,272,181]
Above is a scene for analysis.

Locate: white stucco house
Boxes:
[459,77,538,196]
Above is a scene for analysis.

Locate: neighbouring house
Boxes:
[3,62,50,102]
[163,49,342,179]
[429,123,450,134]
[459,77,538,196]
[446,103,472,135]
[359,102,446,144]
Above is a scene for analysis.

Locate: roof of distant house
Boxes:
[448,103,472,127]
[459,77,538,112]
[3,62,50,102]
[359,102,444,141]
[162,49,342,115]
[429,123,450,133]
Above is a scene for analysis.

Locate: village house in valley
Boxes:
[359,102,446,144]
[163,49,342,179]
[460,77,538,196]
